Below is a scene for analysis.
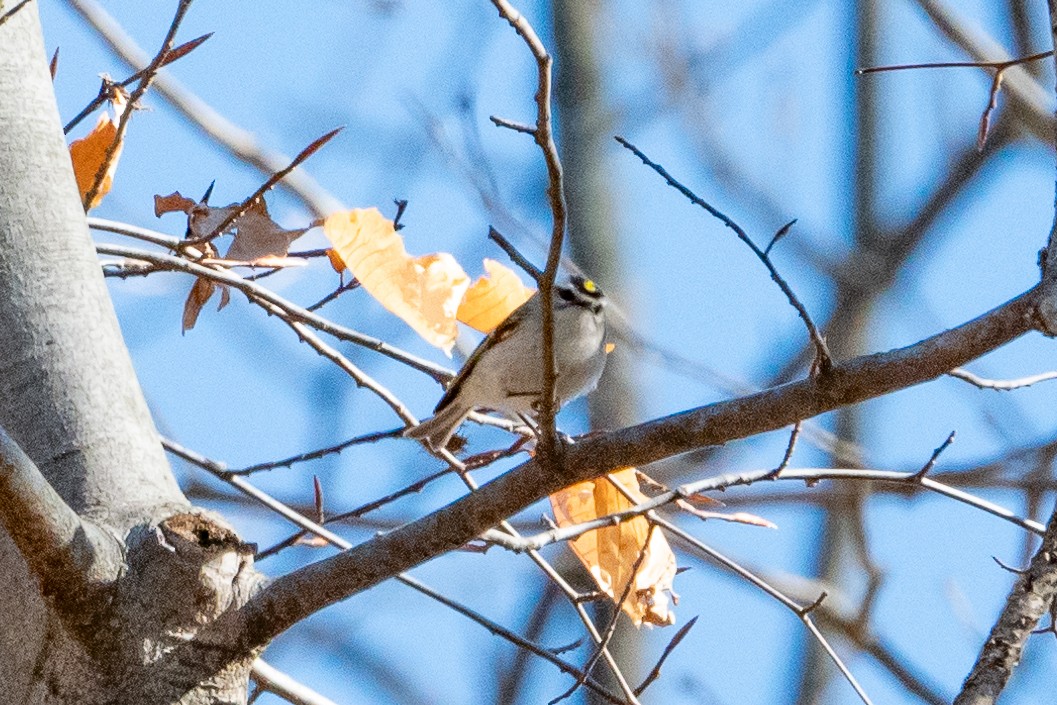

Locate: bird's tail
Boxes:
[403,403,472,452]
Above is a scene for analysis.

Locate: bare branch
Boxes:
[953,501,1057,704]
[0,425,121,632]
[949,367,1057,390]
[66,0,342,216]
[237,285,1039,654]
[167,439,625,704]
[489,0,565,461]
[655,515,874,704]
[93,241,453,382]
[82,0,195,210]
[615,135,833,371]
[251,660,338,705]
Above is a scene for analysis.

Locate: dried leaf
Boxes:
[159,32,213,68]
[180,242,227,332]
[154,191,198,217]
[69,90,127,210]
[457,258,535,333]
[183,277,215,333]
[323,208,470,354]
[326,248,347,273]
[550,468,678,627]
[156,191,308,262]
[223,210,308,262]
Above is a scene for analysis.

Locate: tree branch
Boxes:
[236,285,1040,653]
[953,499,1057,704]
[489,0,566,462]
[0,424,121,632]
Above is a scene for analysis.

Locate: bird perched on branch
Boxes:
[405,275,608,451]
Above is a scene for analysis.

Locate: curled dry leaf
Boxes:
[180,242,230,333]
[326,248,347,273]
[155,192,309,261]
[457,258,535,333]
[69,89,127,210]
[550,468,678,627]
[157,190,313,331]
[323,208,470,354]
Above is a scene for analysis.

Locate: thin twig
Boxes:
[0,0,33,30]
[489,0,566,463]
[633,615,698,696]
[251,659,339,705]
[488,227,543,282]
[854,50,1053,75]
[489,114,536,134]
[615,135,833,372]
[765,420,802,479]
[949,367,1057,390]
[82,0,195,209]
[232,428,403,476]
[913,431,956,480]
[186,127,343,245]
[64,32,212,134]
[306,278,361,312]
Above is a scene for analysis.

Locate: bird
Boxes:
[405,275,608,451]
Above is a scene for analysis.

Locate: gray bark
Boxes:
[0,8,265,703]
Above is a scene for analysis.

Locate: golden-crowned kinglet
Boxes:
[405,275,608,451]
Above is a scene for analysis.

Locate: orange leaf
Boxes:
[457,259,535,333]
[326,248,346,273]
[182,277,215,333]
[154,191,198,217]
[323,208,470,354]
[550,468,677,627]
[69,91,127,210]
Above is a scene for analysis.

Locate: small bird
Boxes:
[405,275,608,451]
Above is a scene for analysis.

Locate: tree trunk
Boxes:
[0,8,264,703]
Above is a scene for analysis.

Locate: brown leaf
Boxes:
[223,210,308,262]
[326,248,346,273]
[154,191,198,217]
[156,190,309,261]
[182,277,215,333]
[159,32,213,68]
[550,468,677,627]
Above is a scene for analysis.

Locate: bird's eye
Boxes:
[581,279,597,294]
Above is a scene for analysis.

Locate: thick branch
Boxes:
[237,286,1039,651]
[953,500,1057,704]
[0,425,121,607]
[948,6,1057,704]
